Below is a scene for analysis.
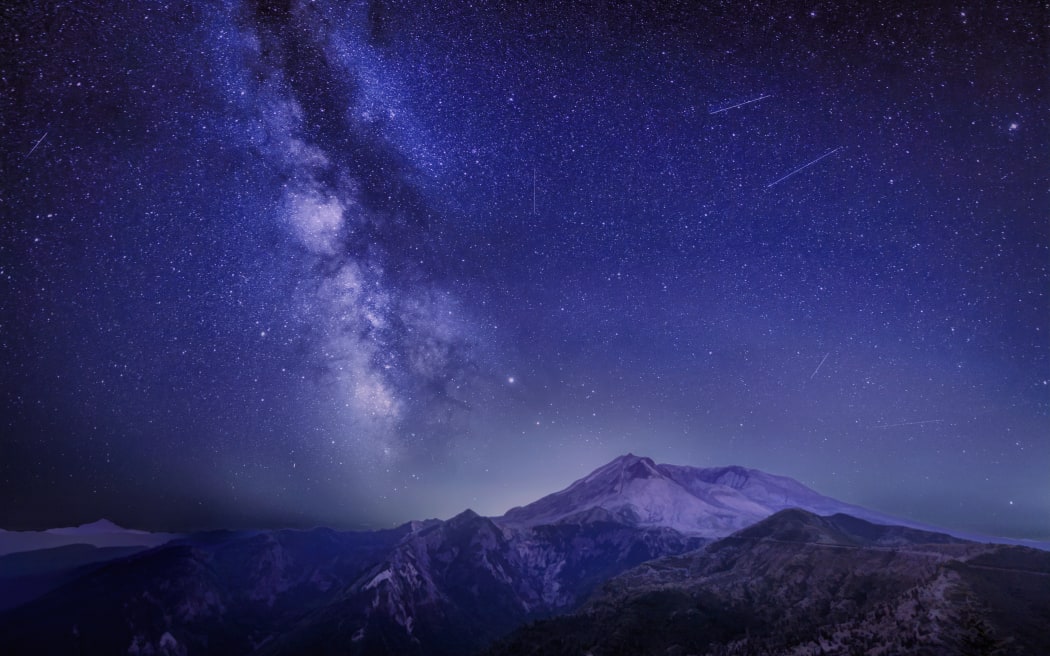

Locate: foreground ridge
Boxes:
[486,509,1050,656]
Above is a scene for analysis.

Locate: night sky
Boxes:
[2,1,1047,540]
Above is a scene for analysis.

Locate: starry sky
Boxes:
[2,0,1047,540]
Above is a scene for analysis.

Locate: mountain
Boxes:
[0,519,179,557]
[0,544,149,612]
[44,518,142,535]
[487,509,1050,656]
[0,511,701,656]
[1,455,1045,655]
[0,525,413,655]
[501,454,928,538]
[259,509,703,655]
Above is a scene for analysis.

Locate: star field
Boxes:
[1,0,1047,539]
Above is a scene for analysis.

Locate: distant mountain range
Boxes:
[0,519,180,557]
[0,454,1047,655]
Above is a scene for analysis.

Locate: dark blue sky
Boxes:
[2,0,1047,539]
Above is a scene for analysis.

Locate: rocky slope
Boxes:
[0,526,411,655]
[487,509,1050,656]
[259,510,703,655]
[0,509,703,656]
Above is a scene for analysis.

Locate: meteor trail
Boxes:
[709,94,772,115]
[810,352,829,379]
[24,130,49,160]
[871,419,945,429]
[766,146,843,188]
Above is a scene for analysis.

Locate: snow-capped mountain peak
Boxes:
[563,453,659,494]
[499,454,915,538]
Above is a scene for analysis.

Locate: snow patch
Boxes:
[365,569,393,590]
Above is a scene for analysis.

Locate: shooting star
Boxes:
[870,419,945,429]
[24,130,49,160]
[532,168,537,215]
[766,146,843,188]
[809,352,829,380]
[709,94,772,115]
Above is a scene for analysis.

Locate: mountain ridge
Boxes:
[45,518,140,535]
[0,456,1047,655]
[486,508,1050,656]
[5,455,1045,552]
[0,520,180,558]
[499,454,1000,544]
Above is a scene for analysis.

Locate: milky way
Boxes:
[2,0,1047,539]
[226,2,481,464]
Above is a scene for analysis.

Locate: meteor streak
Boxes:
[24,130,49,160]
[766,146,843,188]
[810,353,829,379]
[871,420,945,429]
[709,94,772,115]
